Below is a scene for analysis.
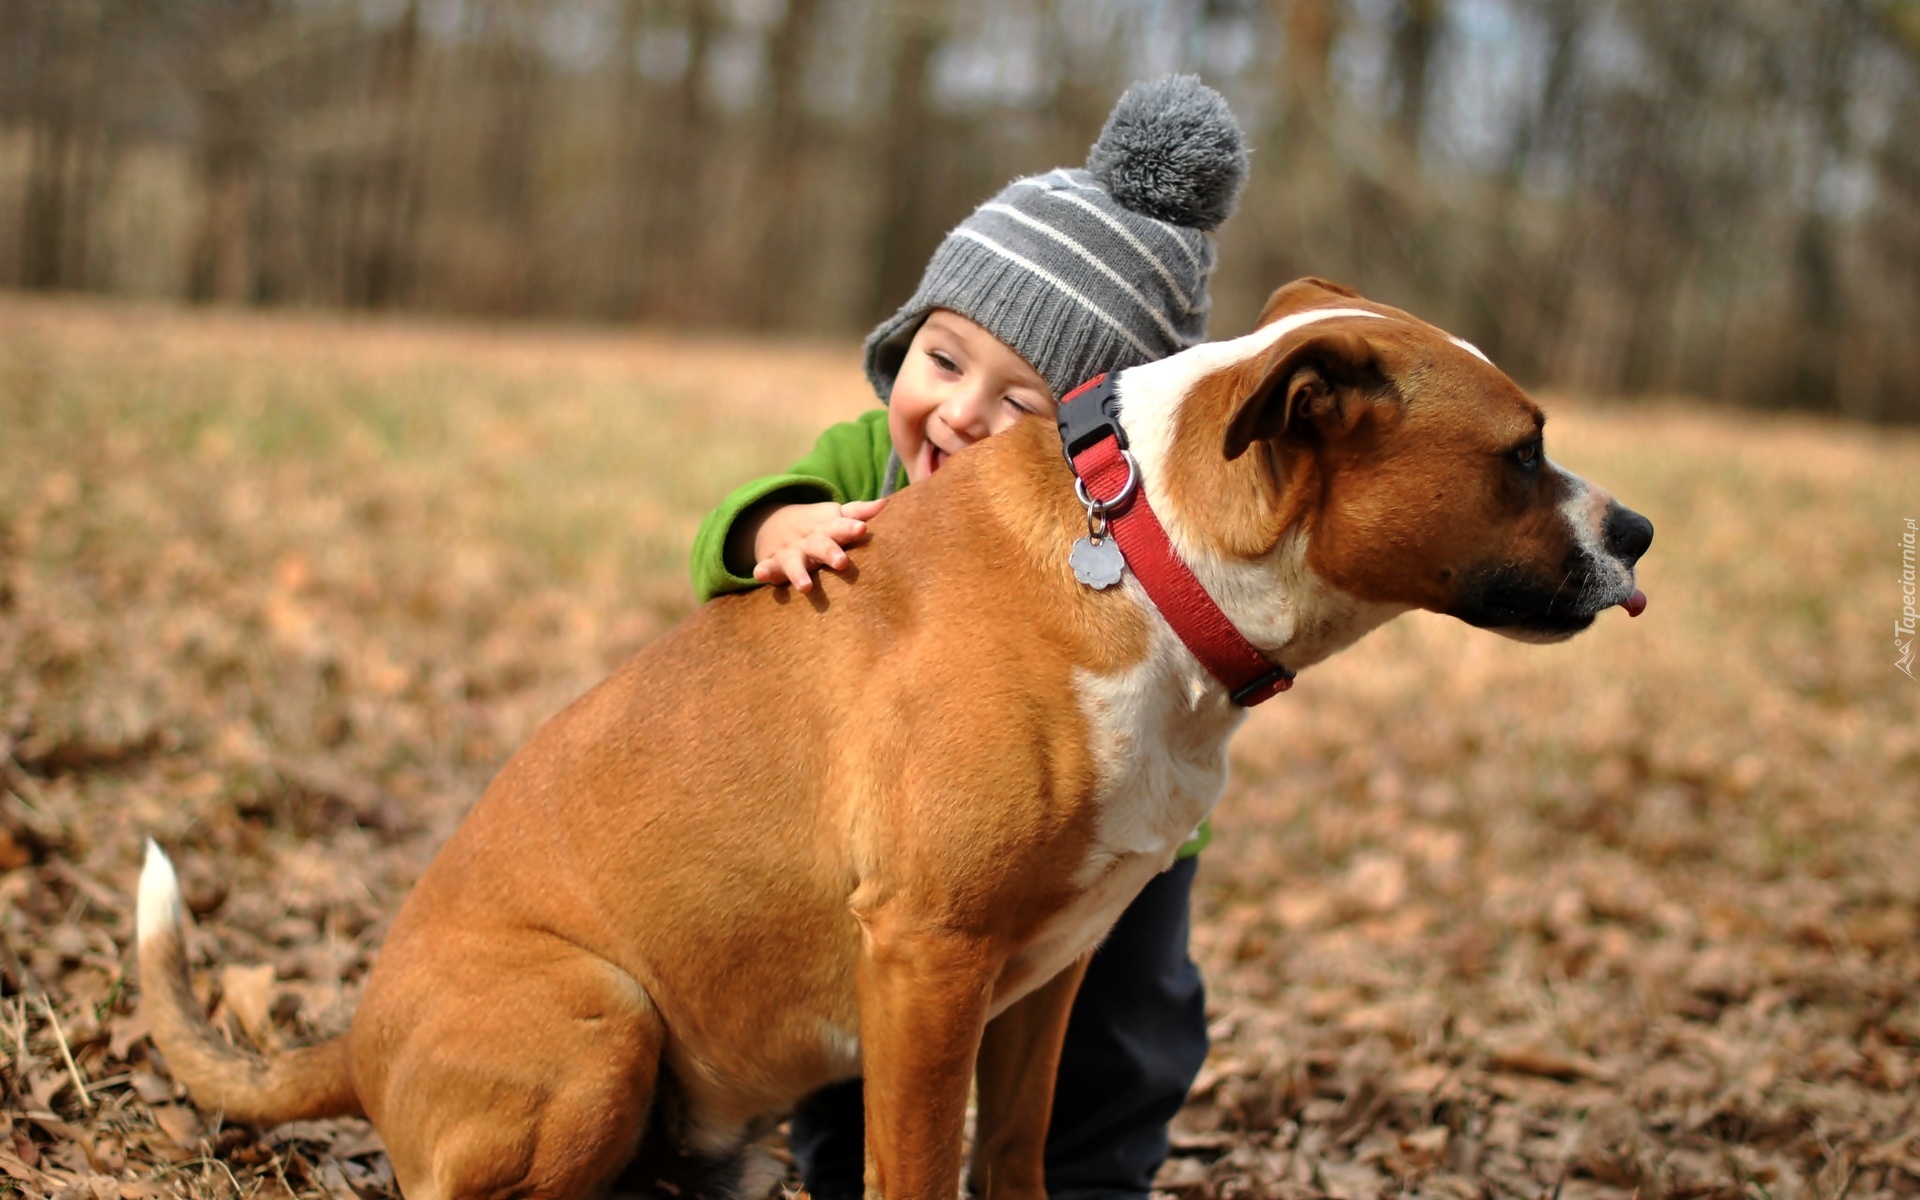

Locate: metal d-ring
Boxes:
[1074,449,1139,525]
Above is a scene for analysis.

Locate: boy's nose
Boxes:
[940,391,995,441]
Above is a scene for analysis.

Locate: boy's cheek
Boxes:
[887,406,927,468]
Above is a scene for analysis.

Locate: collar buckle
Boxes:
[1055,374,1128,464]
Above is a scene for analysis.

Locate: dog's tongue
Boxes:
[1622,588,1647,618]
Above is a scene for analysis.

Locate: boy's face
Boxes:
[889,310,1057,484]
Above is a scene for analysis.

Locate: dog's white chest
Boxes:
[1075,613,1245,866]
[993,626,1242,1014]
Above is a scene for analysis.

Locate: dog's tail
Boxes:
[137,840,363,1123]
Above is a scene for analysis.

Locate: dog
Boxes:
[138,278,1652,1200]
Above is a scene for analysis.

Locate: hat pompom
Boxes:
[1086,75,1248,232]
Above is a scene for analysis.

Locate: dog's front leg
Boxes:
[967,954,1091,1200]
[856,913,997,1200]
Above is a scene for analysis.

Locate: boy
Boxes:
[690,76,1247,1200]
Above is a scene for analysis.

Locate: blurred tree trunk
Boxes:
[865,0,944,323]
[188,77,262,303]
[18,1,104,291]
[478,1,543,313]
[611,0,653,318]
[1789,0,1860,413]
[637,0,717,322]
[1368,0,1445,324]
[22,112,73,290]
[746,0,823,328]
[1481,0,1580,377]
[1042,2,1132,164]
[1243,0,1341,294]
[351,0,422,308]
[1866,6,1920,418]
[1390,0,1440,154]
[1280,0,1336,147]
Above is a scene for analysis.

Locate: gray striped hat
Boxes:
[864,75,1248,403]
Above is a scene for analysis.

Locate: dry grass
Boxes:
[1,295,1915,1200]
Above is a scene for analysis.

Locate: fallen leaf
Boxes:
[85,1133,125,1174]
[106,1011,150,1061]
[149,1104,203,1150]
[314,1158,359,1200]
[1154,1156,1210,1197]
[1168,1130,1237,1154]
[1317,1158,1387,1200]
[1486,1042,1615,1084]
[127,1069,173,1104]
[218,962,279,1050]
[1394,1063,1449,1094]
[1400,1126,1450,1161]
[1862,1129,1920,1179]
[29,1117,84,1144]
[342,1154,395,1193]
[329,1124,388,1160]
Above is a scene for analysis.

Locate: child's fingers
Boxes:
[749,515,866,592]
[805,531,850,571]
[779,549,817,591]
[754,550,816,591]
[827,518,871,547]
[841,498,888,520]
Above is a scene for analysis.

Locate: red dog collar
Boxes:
[1057,374,1295,706]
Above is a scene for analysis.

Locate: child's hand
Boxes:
[745,498,889,592]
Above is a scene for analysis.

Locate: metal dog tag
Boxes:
[1070,535,1125,589]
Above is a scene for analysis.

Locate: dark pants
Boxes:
[789,856,1208,1200]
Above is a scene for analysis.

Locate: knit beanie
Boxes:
[864,74,1249,403]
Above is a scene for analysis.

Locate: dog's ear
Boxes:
[1222,328,1383,460]
[1254,277,1364,329]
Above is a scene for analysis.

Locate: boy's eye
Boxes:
[1003,396,1040,418]
[928,350,958,373]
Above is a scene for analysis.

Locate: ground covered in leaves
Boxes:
[1,296,1917,1200]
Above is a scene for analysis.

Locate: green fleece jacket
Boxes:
[689,407,1210,857]
[691,409,901,602]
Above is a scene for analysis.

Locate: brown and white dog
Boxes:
[138,278,1651,1200]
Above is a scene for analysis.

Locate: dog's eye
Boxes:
[1510,440,1541,471]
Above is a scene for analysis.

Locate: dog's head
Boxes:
[1117,277,1652,663]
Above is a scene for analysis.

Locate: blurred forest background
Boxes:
[3,0,1919,421]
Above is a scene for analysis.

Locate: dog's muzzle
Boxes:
[1450,502,1655,640]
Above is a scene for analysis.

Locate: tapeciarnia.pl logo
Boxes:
[1899,517,1917,679]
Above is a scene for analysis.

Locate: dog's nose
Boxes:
[1604,504,1654,564]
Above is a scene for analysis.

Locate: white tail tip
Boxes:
[138,839,186,944]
